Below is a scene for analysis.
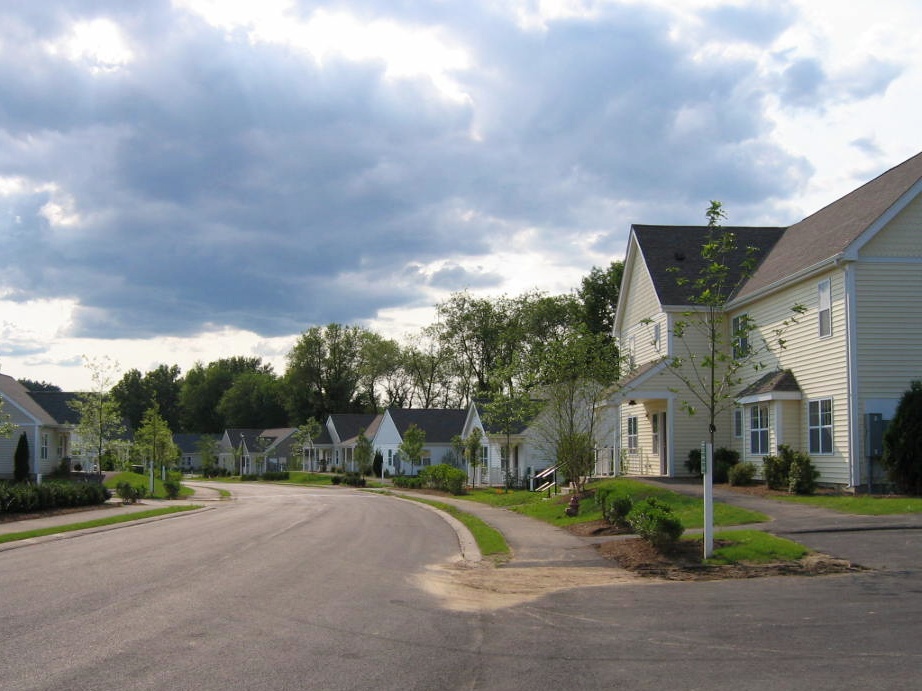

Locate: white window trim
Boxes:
[808,398,834,455]
[749,404,769,455]
[818,278,832,338]
[627,416,639,453]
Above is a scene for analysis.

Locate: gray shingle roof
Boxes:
[737,150,922,300]
[386,408,468,443]
[27,391,81,425]
[736,369,801,398]
[633,225,785,307]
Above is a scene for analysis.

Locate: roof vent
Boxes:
[674,251,685,261]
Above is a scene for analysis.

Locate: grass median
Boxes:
[0,505,203,545]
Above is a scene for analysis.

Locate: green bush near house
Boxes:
[762,445,819,495]
[728,461,757,486]
[627,497,684,548]
[0,480,110,514]
[418,464,467,495]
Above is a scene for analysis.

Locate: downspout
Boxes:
[842,259,861,488]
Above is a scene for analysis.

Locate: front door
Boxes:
[653,412,668,475]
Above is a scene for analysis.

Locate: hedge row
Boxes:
[0,481,111,514]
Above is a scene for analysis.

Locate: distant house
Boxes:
[174,433,221,473]
[0,374,75,479]
[320,413,382,472]
[373,408,469,477]
[607,151,922,489]
[217,427,299,475]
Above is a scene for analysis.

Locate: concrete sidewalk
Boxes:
[392,491,610,568]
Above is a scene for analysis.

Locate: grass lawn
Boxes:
[104,472,194,500]
[0,505,202,544]
[703,530,809,565]
[461,478,768,529]
[774,493,922,515]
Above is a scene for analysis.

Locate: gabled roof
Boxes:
[226,428,264,450]
[0,373,58,426]
[27,391,81,425]
[632,225,785,307]
[328,413,379,444]
[736,369,802,403]
[173,433,220,454]
[736,151,922,300]
[386,408,468,444]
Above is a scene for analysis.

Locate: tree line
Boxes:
[31,262,624,435]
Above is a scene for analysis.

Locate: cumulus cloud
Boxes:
[0,0,901,366]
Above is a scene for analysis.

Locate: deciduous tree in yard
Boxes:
[354,429,374,476]
[68,356,124,471]
[398,424,426,473]
[666,202,804,447]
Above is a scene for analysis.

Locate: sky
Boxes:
[1,0,920,391]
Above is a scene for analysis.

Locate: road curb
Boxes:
[0,505,214,553]
[389,494,483,563]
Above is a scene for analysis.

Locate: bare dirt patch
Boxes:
[417,561,642,612]
[592,535,860,581]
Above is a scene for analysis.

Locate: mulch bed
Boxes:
[567,519,861,581]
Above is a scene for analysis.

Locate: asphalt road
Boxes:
[0,483,919,690]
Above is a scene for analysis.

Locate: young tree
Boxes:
[530,327,619,494]
[353,429,374,476]
[196,435,219,477]
[135,405,178,485]
[398,423,426,472]
[69,356,124,472]
[481,392,539,486]
[882,381,922,495]
[14,432,30,482]
[292,418,322,471]
[464,427,484,486]
[666,202,804,447]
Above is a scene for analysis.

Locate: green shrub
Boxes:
[116,481,146,504]
[392,475,423,489]
[262,471,290,481]
[728,461,757,486]
[713,447,740,483]
[627,497,684,548]
[0,480,111,511]
[762,445,819,495]
[596,487,633,526]
[343,472,366,487]
[788,453,820,495]
[685,448,702,476]
[163,479,181,500]
[418,464,467,495]
[331,475,342,485]
[763,445,793,490]
[882,381,922,495]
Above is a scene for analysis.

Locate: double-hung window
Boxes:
[749,405,769,455]
[818,279,831,338]
[808,399,833,454]
[627,416,639,452]
[732,314,750,359]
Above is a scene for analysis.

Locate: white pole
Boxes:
[702,442,714,558]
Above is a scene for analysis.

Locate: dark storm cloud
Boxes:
[0,1,831,341]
